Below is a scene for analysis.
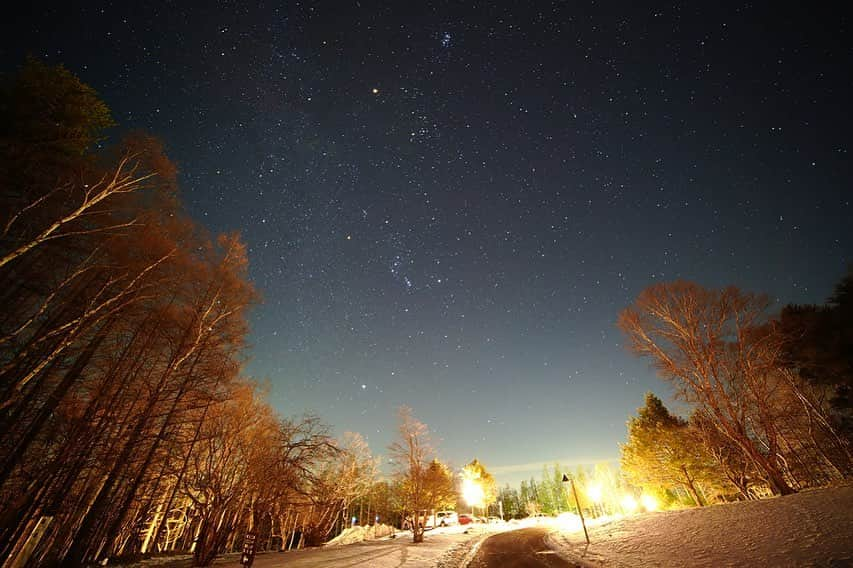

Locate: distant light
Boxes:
[587,484,603,503]
[462,476,485,507]
[641,494,659,512]
[621,494,638,514]
[372,87,379,94]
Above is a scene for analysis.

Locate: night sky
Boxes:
[4,3,851,485]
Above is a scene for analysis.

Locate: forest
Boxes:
[2,58,851,566]
[617,277,852,503]
[0,59,389,566]
[494,274,852,517]
[403,271,853,523]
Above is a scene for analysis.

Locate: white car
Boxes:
[430,511,458,527]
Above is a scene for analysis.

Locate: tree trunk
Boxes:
[0,322,109,487]
[680,465,704,506]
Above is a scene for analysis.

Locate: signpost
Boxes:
[240,532,257,567]
[562,473,590,545]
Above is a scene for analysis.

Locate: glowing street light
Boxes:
[587,484,603,503]
[641,494,659,512]
[621,494,638,514]
[587,483,604,517]
[462,476,485,510]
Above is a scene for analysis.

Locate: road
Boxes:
[239,540,410,567]
[207,526,480,567]
[468,527,580,568]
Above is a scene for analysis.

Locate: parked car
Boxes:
[458,513,475,525]
[433,511,458,527]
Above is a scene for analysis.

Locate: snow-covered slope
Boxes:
[547,485,853,567]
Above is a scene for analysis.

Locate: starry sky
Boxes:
[4,3,851,485]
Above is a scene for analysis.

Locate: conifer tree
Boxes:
[621,393,721,506]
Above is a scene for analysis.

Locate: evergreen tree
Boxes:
[538,465,556,514]
[497,484,521,518]
[781,268,853,438]
[621,393,721,507]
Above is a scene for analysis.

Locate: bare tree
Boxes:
[388,406,438,543]
[303,432,378,544]
[618,281,796,495]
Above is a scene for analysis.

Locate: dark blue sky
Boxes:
[5,2,850,484]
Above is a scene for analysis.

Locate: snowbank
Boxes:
[325,523,397,545]
[547,485,853,567]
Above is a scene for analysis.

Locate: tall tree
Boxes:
[497,484,521,519]
[618,282,797,495]
[305,432,377,544]
[388,406,439,543]
[621,393,721,506]
[780,268,853,438]
[422,460,457,517]
[461,459,498,515]
[0,59,272,567]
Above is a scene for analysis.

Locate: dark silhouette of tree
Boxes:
[780,268,853,438]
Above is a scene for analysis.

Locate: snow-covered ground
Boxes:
[546,485,853,567]
[128,488,853,567]
[207,523,508,567]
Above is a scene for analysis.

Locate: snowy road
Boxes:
[209,526,490,568]
[468,527,578,568]
[229,540,413,567]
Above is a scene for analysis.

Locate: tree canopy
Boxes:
[621,393,722,506]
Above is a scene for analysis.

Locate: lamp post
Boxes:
[562,473,589,545]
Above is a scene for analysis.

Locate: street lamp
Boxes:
[561,474,589,545]
[621,494,638,514]
[587,484,603,517]
[641,494,659,512]
[462,476,485,516]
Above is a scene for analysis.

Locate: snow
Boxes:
[325,523,397,545]
[546,485,853,567]
[213,523,506,567]
[130,488,853,566]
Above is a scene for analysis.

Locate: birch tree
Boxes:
[618,281,797,495]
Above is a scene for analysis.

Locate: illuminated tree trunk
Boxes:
[680,465,704,506]
[99,348,205,559]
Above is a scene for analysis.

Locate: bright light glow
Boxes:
[587,484,603,502]
[462,477,485,507]
[621,494,638,513]
[555,512,581,531]
[641,494,659,512]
